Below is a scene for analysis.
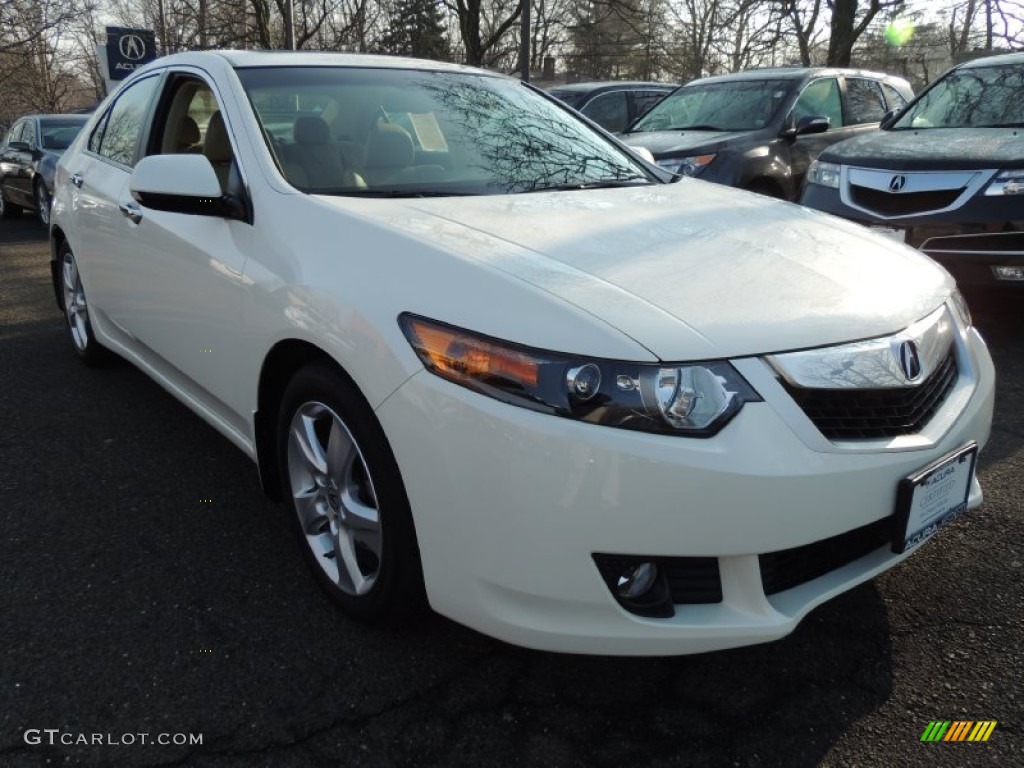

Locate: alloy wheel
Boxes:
[286,401,383,596]
[36,184,50,226]
[61,250,90,351]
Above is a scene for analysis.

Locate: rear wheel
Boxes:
[35,179,51,227]
[277,364,425,622]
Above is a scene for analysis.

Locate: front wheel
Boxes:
[35,179,51,227]
[277,364,425,622]
[58,242,109,365]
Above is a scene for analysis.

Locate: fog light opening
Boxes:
[992,265,1024,282]
[617,562,657,599]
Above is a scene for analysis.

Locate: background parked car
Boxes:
[801,52,1024,295]
[0,114,89,226]
[547,82,676,133]
[619,67,913,199]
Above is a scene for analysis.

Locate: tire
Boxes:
[0,187,22,218]
[57,241,110,365]
[34,179,51,227]
[277,363,425,622]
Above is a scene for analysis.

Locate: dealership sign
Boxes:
[104,27,156,81]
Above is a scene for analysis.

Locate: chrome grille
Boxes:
[782,350,958,440]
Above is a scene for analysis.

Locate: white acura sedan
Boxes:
[50,52,994,655]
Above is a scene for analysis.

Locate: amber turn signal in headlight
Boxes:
[400,314,761,437]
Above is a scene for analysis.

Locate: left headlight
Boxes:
[656,154,716,177]
[400,314,761,437]
[806,160,841,188]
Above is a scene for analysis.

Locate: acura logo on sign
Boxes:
[119,34,146,60]
[897,340,922,382]
[888,174,908,192]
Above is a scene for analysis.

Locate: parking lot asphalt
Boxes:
[0,215,1021,768]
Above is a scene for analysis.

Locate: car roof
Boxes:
[957,51,1024,69]
[157,50,494,76]
[549,82,675,93]
[19,114,89,122]
[690,66,902,85]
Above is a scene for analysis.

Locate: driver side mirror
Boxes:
[8,140,30,152]
[794,115,830,136]
[880,107,900,129]
[130,154,245,221]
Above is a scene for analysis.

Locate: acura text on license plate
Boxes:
[892,443,977,554]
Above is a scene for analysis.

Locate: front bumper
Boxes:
[376,327,994,656]
[801,184,1024,288]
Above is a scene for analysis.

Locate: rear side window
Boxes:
[882,83,908,110]
[633,90,668,118]
[91,76,161,167]
[845,78,887,124]
[582,91,629,132]
[793,78,843,128]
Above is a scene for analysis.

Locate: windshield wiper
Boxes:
[664,124,724,131]
[528,177,654,193]
[313,188,474,198]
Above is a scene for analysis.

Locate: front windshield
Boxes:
[892,63,1024,129]
[235,67,652,196]
[40,119,87,150]
[629,79,791,133]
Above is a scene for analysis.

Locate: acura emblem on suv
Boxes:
[897,340,922,381]
[888,174,908,192]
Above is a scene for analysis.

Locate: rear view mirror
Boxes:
[130,155,243,220]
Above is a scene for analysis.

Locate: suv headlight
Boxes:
[984,169,1024,196]
[656,154,716,177]
[806,160,841,188]
[400,315,761,437]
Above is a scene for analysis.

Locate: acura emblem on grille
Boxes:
[897,340,922,381]
[888,174,908,192]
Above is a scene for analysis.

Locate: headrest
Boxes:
[365,123,414,169]
[294,116,331,145]
[203,111,232,163]
[178,116,200,147]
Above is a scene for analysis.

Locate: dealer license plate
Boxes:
[869,225,907,243]
[892,443,977,554]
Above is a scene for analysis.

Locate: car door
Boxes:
[788,77,848,188]
[114,70,253,426]
[67,74,163,322]
[0,120,25,201]
[3,120,34,206]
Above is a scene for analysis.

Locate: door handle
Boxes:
[69,173,84,188]
[118,201,143,225]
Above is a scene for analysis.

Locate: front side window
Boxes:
[844,78,887,125]
[792,78,843,128]
[6,120,28,146]
[581,91,629,132]
[632,79,791,133]
[236,67,651,196]
[93,76,161,167]
[633,90,669,118]
[882,83,908,110]
[892,63,1024,129]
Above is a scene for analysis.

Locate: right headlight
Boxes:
[656,154,716,177]
[984,169,1024,196]
[806,160,841,188]
[400,314,761,437]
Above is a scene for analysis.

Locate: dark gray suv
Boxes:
[619,67,913,199]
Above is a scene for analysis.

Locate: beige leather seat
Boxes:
[203,111,233,192]
[363,123,414,185]
[175,116,201,153]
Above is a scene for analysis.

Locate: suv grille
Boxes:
[850,186,962,217]
[783,350,957,440]
[759,517,892,596]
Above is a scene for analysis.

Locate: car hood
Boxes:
[821,127,1024,170]
[319,182,952,360]
[619,129,748,156]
